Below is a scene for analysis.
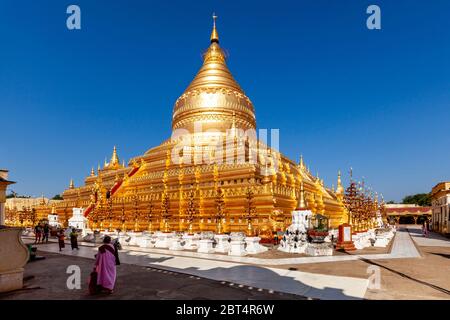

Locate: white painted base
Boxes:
[228,240,247,256]
[182,234,199,250]
[373,238,389,247]
[169,238,184,251]
[305,243,333,256]
[139,236,156,248]
[244,237,268,254]
[278,241,308,254]
[214,234,230,253]
[155,233,174,249]
[353,232,372,249]
[127,232,144,246]
[197,239,215,253]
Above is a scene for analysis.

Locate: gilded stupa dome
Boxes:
[172,16,256,134]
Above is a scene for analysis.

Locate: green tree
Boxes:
[402,193,431,206]
[52,194,64,200]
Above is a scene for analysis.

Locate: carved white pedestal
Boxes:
[155,232,173,249]
[182,234,199,250]
[139,235,156,248]
[197,239,215,253]
[214,234,230,253]
[353,232,371,249]
[374,237,389,247]
[127,232,143,246]
[169,236,184,251]
[244,237,268,254]
[228,240,247,256]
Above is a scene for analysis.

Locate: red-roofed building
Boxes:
[385,204,432,225]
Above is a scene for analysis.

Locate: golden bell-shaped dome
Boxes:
[172,15,256,134]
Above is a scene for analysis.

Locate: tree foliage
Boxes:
[402,193,431,206]
[6,191,30,199]
[52,194,63,200]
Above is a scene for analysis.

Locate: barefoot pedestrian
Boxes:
[34,224,42,244]
[70,228,79,250]
[42,223,50,243]
[93,236,118,294]
[57,229,65,251]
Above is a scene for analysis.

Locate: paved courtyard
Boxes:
[0,252,301,300]
[2,225,449,300]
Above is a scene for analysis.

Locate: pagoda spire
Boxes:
[296,181,307,210]
[210,12,219,43]
[111,146,119,166]
[299,155,304,169]
[90,167,95,177]
[336,170,344,195]
[69,178,74,189]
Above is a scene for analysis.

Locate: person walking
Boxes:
[93,236,118,294]
[70,228,79,250]
[57,229,65,251]
[34,224,42,244]
[42,223,50,243]
[423,220,429,237]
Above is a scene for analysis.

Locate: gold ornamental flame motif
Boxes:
[172,16,256,134]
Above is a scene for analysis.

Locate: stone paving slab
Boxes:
[0,252,302,300]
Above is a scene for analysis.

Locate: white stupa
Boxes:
[278,182,312,253]
[68,207,88,232]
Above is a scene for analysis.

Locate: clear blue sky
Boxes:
[1,0,449,202]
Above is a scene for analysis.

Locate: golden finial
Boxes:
[297,181,307,210]
[51,204,56,214]
[336,170,344,195]
[90,167,95,177]
[104,158,108,168]
[122,160,126,168]
[111,146,119,165]
[210,12,219,43]
[299,155,304,169]
[69,178,74,189]
[97,163,101,174]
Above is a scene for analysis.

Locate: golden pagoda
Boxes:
[53,16,347,237]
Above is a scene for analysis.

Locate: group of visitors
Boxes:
[33,223,80,251]
[57,227,80,251]
[34,223,50,243]
[34,222,121,295]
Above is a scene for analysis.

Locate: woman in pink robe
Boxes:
[95,236,117,294]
